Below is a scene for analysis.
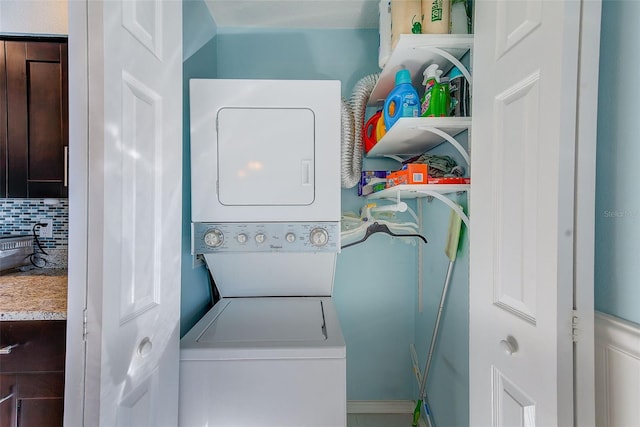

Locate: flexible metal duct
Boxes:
[341,73,380,188]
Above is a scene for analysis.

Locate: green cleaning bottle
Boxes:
[420,64,444,117]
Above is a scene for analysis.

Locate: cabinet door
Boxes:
[0,321,66,373]
[0,375,17,427]
[17,399,63,427]
[0,42,7,198]
[5,40,68,198]
[16,373,64,427]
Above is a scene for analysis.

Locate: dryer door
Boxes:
[217,107,314,206]
[190,79,341,223]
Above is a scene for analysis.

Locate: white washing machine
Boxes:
[180,79,345,427]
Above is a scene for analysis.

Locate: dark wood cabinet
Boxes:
[0,321,66,427]
[16,373,64,427]
[0,37,68,198]
[0,42,7,200]
[0,374,17,427]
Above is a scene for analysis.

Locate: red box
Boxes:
[427,177,470,184]
[387,164,428,187]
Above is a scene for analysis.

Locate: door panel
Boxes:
[5,40,68,198]
[116,369,160,427]
[494,0,541,59]
[492,367,536,427]
[470,0,582,425]
[0,42,7,197]
[83,0,182,425]
[5,41,28,197]
[118,71,162,324]
[492,72,540,325]
[28,60,64,181]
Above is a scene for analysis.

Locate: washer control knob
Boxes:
[203,228,224,248]
[255,232,266,244]
[285,232,296,243]
[309,227,329,247]
[236,233,248,244]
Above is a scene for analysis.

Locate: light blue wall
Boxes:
[215,27,381,97]
[595,0,640,325]
[414,196,469,426]
[180,0,219,336]
[183,0,218,61]
[413,140,469,426]
[179,15,470,409]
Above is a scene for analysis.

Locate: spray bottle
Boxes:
[420,64,444,117]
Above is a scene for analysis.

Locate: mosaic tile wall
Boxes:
[0,199,69,250]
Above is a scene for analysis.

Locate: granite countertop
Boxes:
[0,268,67,321]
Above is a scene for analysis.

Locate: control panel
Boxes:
[192,222,340,254]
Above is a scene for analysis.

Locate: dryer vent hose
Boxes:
[341,73,380,189]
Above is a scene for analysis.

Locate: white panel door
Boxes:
[81,0,182,425]
[470,0,582,425]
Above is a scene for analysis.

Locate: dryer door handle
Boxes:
[301,160,312,186]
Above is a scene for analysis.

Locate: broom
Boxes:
[412,207,463,427]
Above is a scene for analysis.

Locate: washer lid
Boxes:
[200,298,326,343]
[181,297,345,360]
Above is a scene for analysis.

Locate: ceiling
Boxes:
[203,0,380,29]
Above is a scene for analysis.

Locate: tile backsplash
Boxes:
[0,198,68,268]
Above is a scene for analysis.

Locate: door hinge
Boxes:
[83,308,88,341]
[571,310,579,343]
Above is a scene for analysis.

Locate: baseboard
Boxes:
[348,401,427,426]
[347,400,416,414]
[595,311,640,427]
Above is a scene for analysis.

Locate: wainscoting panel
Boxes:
[595,311,640,427]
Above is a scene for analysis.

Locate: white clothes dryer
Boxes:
[180,79,345,427]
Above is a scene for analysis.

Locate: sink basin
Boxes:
[0,235,33,272]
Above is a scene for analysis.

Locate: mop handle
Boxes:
[418,259,455,398]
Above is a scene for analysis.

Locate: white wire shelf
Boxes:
[369,34,473,107]
[366,117,471,158]
[366,184,469,199]
[367,184,470,227]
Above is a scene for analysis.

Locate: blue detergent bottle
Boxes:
[383,69,420,130]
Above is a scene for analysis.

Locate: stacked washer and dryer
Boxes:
[179,79,346,426]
